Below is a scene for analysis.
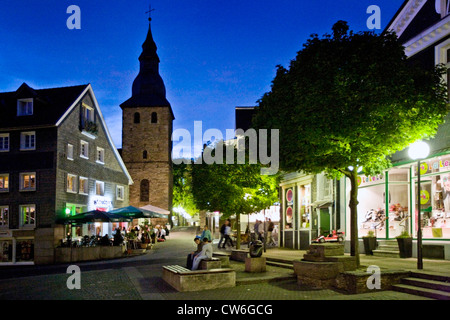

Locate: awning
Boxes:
[140,204,170,215]
[108,205,167,219]
[58,210,133,224]
[311,200,334,209]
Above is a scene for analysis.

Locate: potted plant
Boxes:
[140,237,148,249]
[139,221,153,249]
[396,230,413,258]
[362,230,377,255]
[126,230,137,253]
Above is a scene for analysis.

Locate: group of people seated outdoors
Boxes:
[126,224,170,242]
[186,235,213,270]
[186,224,214,270]
[83,223,170,249]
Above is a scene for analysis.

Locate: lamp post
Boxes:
[408,141,430,270]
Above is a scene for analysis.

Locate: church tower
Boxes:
[120,16,174,212]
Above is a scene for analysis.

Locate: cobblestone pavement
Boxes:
[0,268,141,300]
[0,229,436,301]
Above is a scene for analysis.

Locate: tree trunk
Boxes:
[236,214,241,249]
[348,170,360,267]
[199,210,206,229]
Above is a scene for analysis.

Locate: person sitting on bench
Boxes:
[186,236,203,270]
[191,237,213,270]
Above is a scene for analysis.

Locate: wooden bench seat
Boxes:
[162,265,236,292]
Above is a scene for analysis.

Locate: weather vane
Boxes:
[146,4,156,21]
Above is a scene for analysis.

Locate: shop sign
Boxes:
[420,190,430,205]
[357,174,384,187]
[89,196,113,210]
[286,188,293,205]
[285,188,294,228]
[417,159,450,175]
[432,159,450,170]
[286,206,293,222]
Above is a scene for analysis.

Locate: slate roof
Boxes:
[0,82,89,129]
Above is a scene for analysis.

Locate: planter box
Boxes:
[294,260,344,289]
[396,238,412,258]
[55,246,125,263]
[245,257,266,273]
[363,237,377,255]
[335,269,410,294]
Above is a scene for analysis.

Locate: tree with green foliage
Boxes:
[173,161,198,225]
[253,21,448,266]
[191,141,279,249]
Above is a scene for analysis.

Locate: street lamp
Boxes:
[408,140,430,270]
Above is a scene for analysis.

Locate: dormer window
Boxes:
[17,99,33,116]
[81,103,98,135]
[82,104,94,122]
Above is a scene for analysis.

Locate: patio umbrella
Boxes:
[108,205,167,219]
[140,204,170,216]
[61,210,133,224]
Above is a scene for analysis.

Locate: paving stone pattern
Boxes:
[0,229,435,300]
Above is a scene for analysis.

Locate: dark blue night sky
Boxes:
[0,0,404,153]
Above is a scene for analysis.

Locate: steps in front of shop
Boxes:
[392,272,450,300]
[372,240,400,258]
[266,257,294,270]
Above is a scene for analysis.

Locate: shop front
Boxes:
[0,229,35,265]
[348,153,450,259]
[411,155,450,240]
[280,173,314,250]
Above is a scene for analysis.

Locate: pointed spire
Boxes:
[139,15,159,64]
[121,15,170,108]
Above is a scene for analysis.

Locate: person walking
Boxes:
[222,220,233,249]
[258,220,265,243]
[266,218,275,246]
[253,220,260,242]
[218,221,226,249]
[191,237,213,270]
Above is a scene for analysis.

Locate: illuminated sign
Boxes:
[286,188,293,205]
[432,159,450,170]
[420,190,430,205]
[89,196,113,209]
[357,174,384,187]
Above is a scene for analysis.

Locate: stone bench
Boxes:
[293,260,344,289]
[335,269,410,294]
[162,265,236,292]
[200,257,222,270]
[230,249,249,262]
[212,253,231,267]
[245,257,266,273]
[322,255,356,271]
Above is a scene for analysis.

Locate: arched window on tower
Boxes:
[151,112,157,124]
[134,112,140,124]
[143,150,148,159]
[140,179,149,202]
